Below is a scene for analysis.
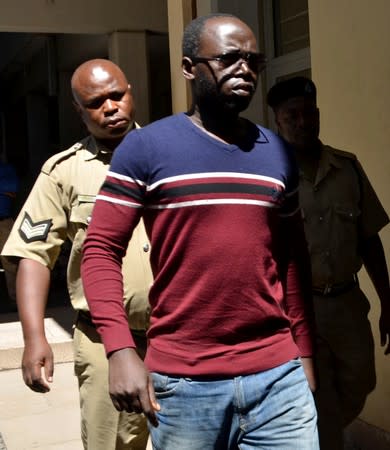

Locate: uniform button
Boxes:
[325,250,330,257]
[319,216,323,221]
[143,243,150,252]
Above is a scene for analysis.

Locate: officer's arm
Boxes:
[361,233,390,354]
[16,258,54,391]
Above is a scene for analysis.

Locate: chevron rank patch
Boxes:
[18,212,53,243]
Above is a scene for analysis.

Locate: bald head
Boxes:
[71,59,135,147]
[71,59,128,103]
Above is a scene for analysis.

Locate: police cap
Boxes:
[267,76,317,109]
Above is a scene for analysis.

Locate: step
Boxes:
[0,306,75,370]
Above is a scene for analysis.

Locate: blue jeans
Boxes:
[149,358,318,449]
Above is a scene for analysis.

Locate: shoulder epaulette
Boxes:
[41,141,86,175]
[325,145,357,161]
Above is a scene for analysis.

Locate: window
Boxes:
[273,0,310,56]
[263,0,311,128]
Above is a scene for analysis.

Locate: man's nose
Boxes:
[104,98,117,113]
[238,59,251,73]
[296,114,308,127]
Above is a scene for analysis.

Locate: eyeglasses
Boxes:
[191,52,267,73]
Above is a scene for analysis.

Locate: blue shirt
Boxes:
[0,162,19,217]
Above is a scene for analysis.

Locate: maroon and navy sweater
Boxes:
[81,113,314,377]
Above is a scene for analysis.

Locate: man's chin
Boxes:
[109,121,134,138]
[225,97,252,114]
[96,127,130,148]
[293,137,319,151]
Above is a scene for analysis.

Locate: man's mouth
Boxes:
[231,82,255,95]
[106,117,128,128]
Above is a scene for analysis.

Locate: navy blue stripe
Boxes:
[154,183,282,201]
[102,181,143,202]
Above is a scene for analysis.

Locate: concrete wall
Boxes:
[308,0,390,432]
[0,0,167,34]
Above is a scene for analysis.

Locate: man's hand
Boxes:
[22,337,54,393]
[379,302,390,355]
[108,347,160,427]
[300,357,317,392]
[360,233,390,355]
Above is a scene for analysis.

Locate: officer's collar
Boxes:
[319,143,343,169]
[83,122,140,161]
[312,142,343,186]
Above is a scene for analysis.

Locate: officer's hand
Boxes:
[379,302,390,355]
[108,347,160,427]
[22,336,54,393]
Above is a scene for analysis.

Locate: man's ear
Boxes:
[274,111,281,130]
[182,56,195,80]
[73,100,82,116]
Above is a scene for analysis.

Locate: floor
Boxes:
[0,303,82,450]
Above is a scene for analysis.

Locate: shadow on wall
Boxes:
[344,419,390,450]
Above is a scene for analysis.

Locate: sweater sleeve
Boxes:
[81,134,147,355]
[279,153,315,357]
[283,208,315,357]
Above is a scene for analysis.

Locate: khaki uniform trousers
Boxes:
[73,318,148,450]
[0,217,17,301]
[313,285,376,450]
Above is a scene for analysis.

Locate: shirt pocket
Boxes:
[333,204,360,253]
[67,195,96,308]
[69,195,96,226]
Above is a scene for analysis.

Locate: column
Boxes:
[109,31,150,125]
[167,0,195,113]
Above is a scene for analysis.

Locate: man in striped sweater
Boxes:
[82,14,318,450]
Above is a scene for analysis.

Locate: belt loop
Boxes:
[323,284,331,295]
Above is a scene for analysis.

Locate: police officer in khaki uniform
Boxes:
[1,59,152,450]
[267,77,390,450]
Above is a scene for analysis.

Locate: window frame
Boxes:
[263,0,311,128]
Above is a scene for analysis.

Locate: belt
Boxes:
[77,310,95,327]
[76,310,147,337]
[312,275,358,297]
[0,216,11,221]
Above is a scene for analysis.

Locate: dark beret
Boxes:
[267,76,317,109]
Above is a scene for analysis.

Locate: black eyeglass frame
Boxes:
[191,51,267,72]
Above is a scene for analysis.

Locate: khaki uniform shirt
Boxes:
[2,135,152,330]
[299,144,389,287]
